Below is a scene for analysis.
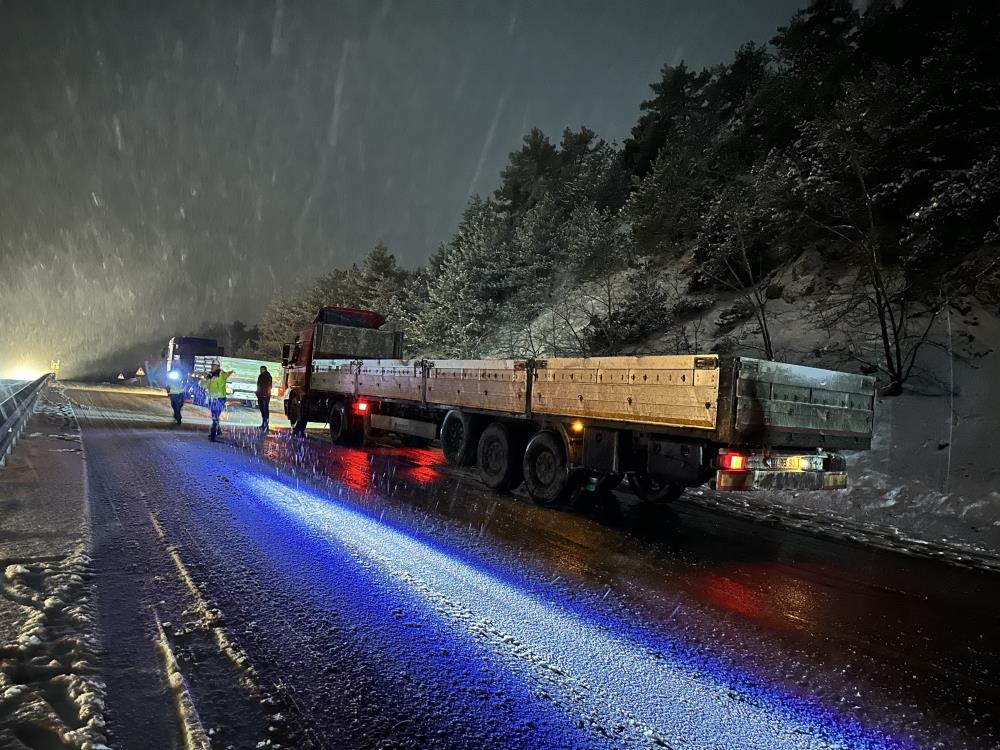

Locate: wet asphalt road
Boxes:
[66,384,1000,750]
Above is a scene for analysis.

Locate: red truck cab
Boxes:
[281,306,397,429]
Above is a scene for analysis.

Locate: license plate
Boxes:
[748,454,824,471]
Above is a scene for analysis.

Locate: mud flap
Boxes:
[715,469,847,491]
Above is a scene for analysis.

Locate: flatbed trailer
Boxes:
[283,307,875,504]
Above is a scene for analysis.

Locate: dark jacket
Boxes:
[256,371,273,399]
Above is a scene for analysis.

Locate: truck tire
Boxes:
[329,401,363,446]
[286,393,302,429]
[477,422,523,491]
[627,472,684,503]
[522,430,570,506]
[441,410,478,467]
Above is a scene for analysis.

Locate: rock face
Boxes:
[714,298,755,334]
[778,248,823,302]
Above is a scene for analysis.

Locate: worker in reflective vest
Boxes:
[166,370,185,425]
[203,362,233,441]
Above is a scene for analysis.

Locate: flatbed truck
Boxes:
[283,307,876,504]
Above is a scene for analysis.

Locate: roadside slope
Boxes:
[0,384,107,749]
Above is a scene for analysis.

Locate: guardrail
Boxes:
[0,374,52,469]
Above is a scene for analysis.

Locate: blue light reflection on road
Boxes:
[245,473,906,750]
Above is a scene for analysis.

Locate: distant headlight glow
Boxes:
[8,366,42,380]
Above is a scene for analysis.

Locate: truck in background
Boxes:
[282,307,876,505]
[159,336,224,390]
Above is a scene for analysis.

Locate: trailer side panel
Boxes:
[310,359,356,395]
[531,355,720,430]
[425,359,528,412]
[729,358,876,450]
[357,359,424,402]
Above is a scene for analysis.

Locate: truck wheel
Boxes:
[477,423,523,491]
[329,401,346,442]
[286,393,301,427]
[329,401,365,446]
[523,430,570,506]
[441,410,479,467]
[627,472,684,503]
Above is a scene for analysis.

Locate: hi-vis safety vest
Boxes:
[167,379,185,395]
[206,372,230,399]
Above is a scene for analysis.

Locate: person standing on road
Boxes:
[203,362,233,441]
[165,370,185,425]
[256,365,273,431]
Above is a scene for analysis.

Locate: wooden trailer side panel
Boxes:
[425,359,528,412]
[531,355,720,430]
[357,360,425,402]
[309,359,356,395]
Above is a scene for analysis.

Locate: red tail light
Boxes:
[352,400,369,414]
[719,451,747,471]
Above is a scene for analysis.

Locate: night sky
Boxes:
[0,0,803,376]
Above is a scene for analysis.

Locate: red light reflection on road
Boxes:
[690,565,828,633]
[405,465,440,485]
[262,436,445,493]
[697,572,766,621]
[399,447,443,486]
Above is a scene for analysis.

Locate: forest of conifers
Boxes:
[242,0,998,393]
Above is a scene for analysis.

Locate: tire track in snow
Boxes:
[153,610,212,750]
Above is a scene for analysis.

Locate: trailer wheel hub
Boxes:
[535,451,557,484]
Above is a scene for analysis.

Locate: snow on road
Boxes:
[247,474,901,750]
[41,384,1000,750]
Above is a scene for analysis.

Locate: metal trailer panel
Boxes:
[728,358,876,449]
[531,355,720,430]
[194,355,281,378]
[193,355,282,400]
[370,413,438,439]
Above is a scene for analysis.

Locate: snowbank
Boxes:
[687,297,1000,564]
[0,386,108,749]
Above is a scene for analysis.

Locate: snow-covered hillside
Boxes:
[623,250,1000,562]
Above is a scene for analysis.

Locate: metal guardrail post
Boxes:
[0,373,53,469]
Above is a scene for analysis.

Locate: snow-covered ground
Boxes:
[629,261,1000,564]
[0,386,108,749]
[749,304,1000,565]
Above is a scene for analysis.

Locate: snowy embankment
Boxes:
[664,278,1000,565]
[0,386,108,749]
[718,303,1000,567]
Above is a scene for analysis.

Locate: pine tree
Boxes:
[494,128,560,216]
